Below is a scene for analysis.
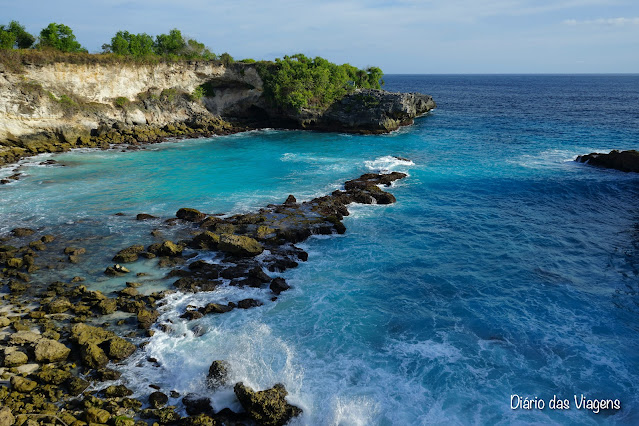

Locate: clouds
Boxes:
[4,0,639,72]
[564,17,639,26]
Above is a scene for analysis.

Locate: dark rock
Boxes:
[113,244,145,263]
[182,393,213,415]
[95,368,122,381]
[206,360,230,389]
[105,384,134,397]
[67,376,90,396]
[138,309,160,329]
[64,246,86,255]
[576,149,639,173]
[180,310,204,321]
[230,277,263,288]
[137,213,158,220]
[149,391,169,409]
[218,234,264,257]
[177,208,207,222]
[233,382,302,426]
[105,264,131,275]
[189,231,220,250]
[199,303,233,315]
[248,266,271,283]
[11,228,35,237]
[237,298,263,309]
[284,195,297,205]
[270,278,290,295]
[157,240,184,257]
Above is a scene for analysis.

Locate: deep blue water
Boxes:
[1,75,639,424]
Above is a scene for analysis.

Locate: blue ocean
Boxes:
[1,75,639,424]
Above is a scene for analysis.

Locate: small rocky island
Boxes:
[576,150,639,173]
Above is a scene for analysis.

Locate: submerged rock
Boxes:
[233,382,302,426]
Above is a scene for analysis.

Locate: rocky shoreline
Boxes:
[0,59,435,169]
[0,168,408,425]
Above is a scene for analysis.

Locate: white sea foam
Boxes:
[364,155,414,174]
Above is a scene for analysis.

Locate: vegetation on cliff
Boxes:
[257,54,383,112]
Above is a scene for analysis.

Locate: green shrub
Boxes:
[114,96,129,107]
[219,52,234,66]
[160,88,179,101]
[190,86,205,100]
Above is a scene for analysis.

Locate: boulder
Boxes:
[81,343,109,369]
[137,309,159,329]
[157,240,183,257]
[68,376,90,396]
[206,360,230,389]
[182,394,213,415]
[10,376,38,393]
[199,303,233,315]
[11,228,35,237]
[105,384,134,397]
[177,208,207,222]
[237,298,263,309]
[4,350,28,367]
[218,234,263,257]
[34,338,71,362]
[137,213,158,220]
[35,367,71,385]
[113,244,145,263]
[149,391,169,409]
[270,278,290,295]
[0,406,15,426]
[104,336,136,361]
[45,296,72,313]
[284,195,297,205]
[190,231,220,249]
[233,382,302,426]
[9,330,42,345]
[86,407,111,424]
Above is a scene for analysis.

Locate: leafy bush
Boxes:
[190,86,205,100]
[38,23,86,53]
[257,54,383,112]
[114,96,129,107]
[219,52,234,66]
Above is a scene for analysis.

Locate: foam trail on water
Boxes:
[365,155,415,174]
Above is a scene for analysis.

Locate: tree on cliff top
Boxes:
[153,29,186,56]
[106,31,154,56]
[38,23,86,53]
[0,21,35,49]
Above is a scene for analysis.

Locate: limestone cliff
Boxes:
[0,59,435,166]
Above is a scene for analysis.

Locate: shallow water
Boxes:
[2,75,639,424]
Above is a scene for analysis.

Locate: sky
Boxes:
[3,0,639,73]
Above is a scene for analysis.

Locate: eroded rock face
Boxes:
[233,382,302,426]
[576,150,639,173]
[316,89,436,134]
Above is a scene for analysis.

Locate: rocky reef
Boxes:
[576,150,639,173]
[0,170,407,425]
[0,58,435,166]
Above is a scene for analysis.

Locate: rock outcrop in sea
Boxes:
[576,149,639,173]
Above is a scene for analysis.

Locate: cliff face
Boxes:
[0,60,434,166]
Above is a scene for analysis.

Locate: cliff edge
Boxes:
[0,59,435,166]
